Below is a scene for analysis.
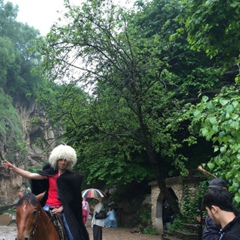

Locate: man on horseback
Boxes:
[3,144,89,240]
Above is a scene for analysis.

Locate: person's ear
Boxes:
[210,205,218,214]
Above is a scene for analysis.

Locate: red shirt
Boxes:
[45,173,62,207]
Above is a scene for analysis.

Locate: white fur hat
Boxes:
[49,144,77,170]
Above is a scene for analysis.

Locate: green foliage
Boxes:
[0,88,25,160]
[3,207,15,215]
[0,89,19,136]
[28,163,47,173]
[136,207,157,235]
[185,86,240,203]
[0,0,42,105]
[168,215,186,233]
[177,0,240,206]
[36,79,155,187]
[169,180,208,232]
[0,36,15,84]
[178,0,240,79]
[182,181,207,221]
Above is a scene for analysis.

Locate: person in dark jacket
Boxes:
[3,144,89,240]
[202,178,238,239]
[203,188,240,240]
[163,200,173,230]
[202,178,229,240]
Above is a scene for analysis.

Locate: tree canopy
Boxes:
[178,0,240,81]
[0,0,42,105]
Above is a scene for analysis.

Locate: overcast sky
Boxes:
[9,0,67,35]
[8,0,133,36]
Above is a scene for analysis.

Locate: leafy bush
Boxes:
[136,207,157,235]
[169,180,208,232]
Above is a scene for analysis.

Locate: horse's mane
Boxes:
[16,193,38,207]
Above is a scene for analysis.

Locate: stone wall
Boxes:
[149,176,204,235]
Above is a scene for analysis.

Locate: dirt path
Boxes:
[87,226,162,240]
[0,225,162,240]
[0,218,181,240]
[0,225,183,240]
[0,226,16,240]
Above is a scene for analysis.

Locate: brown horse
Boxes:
[15,192,60,240]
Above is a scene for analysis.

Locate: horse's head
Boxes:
[15,192,42,240]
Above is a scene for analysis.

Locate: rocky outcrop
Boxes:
[15,102,58,166]
[0,101,61,206]
[0,167,24,205]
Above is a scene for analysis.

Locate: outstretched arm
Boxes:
[3,160,46,180]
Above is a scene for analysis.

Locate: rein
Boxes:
[29,209,52,239]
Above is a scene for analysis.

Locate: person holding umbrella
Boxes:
[91,197,105,240]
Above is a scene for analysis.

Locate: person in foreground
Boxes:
[203,188,240,240]
[3,144,89,240]
[202,178,239,240]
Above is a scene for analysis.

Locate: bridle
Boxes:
[29,210,40,239]
[29,210,52,239]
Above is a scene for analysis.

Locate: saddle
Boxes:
[47,210,68,240]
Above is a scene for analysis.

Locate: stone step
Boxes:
[182,223,200,233]
[163,232,182,240]
[173,230,198,240]
[164,230,198,240]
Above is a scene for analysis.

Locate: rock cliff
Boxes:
[0,101,60,206]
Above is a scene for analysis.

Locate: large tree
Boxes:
[36,0,225,213]
[37,0,185,213]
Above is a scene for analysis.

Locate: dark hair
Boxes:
[208,178,228,189]
[203,188,234,212]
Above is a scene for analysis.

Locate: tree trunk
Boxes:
[137,101,181,215]
[145,146,181,215]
